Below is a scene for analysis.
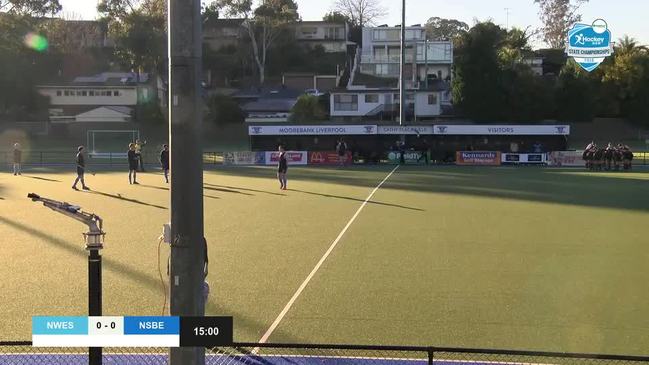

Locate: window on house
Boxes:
[114,91,120,96]
[325,27,340,39]
[76,91,83,96]
[365,94,379,103]
[301,27,317,36]
[56,90,62,96]
[373,30,386,40]
[375,64,389,75]
[64,90,70,96]
[428,93,438,105]
[334,94,358,111]
[89,91,95,96]
[81,91,87,96]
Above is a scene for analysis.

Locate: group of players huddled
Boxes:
[582,142,634,171]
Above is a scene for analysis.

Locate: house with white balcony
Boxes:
[330,25,454,121]
[293,21,353,53]
[359,25,453,85]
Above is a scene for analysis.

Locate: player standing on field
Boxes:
[12,143,22,176]
[277,145,288,190]
[336,139,347,166]
[128,143,139,184]
[72,146,90,190]
[135,139,147,172]
[160,144,170,183]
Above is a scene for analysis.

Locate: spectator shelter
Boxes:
[248,124,570,162]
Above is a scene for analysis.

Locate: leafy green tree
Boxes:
[206,94,245,124]
[534,0,588,48]
[600,36,649,125]
[452,22,508,121]
[555,60,597,121]
[0,0,61,16]
[138,100,164,124]
[98,0,166,75]
[215,0,299,84]
[322,11,349,24]
[424,17,468,41]
[0,9,58,117]
[290,95,326,122]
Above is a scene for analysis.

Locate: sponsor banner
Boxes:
[308,151,352,164]
[501,153,548,164]
[548,151,586,167]
[378,126,434,135]
[387,151,425,164]
[434,125,570,135]
[223,151,259,165]
[249,125,377,136]
[456,151,501,166]
[264,151,307,165]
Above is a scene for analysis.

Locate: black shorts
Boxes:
[76,167,85,176]
[278,168,287,174]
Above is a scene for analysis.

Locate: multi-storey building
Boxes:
[330,25,454,121]
[293,21,352,53]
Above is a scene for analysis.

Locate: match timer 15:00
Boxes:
[180,316,233,347]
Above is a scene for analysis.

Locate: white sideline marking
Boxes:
[256,165,400,347]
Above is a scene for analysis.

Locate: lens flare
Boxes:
[24,32,49,52]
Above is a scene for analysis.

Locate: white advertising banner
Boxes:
[548,151,586,167]
[223,152,257,165]
[433,125,570,135]
[249,125,377,136]
[501,153,548,164]
[378,126,434,135]
[264,151,308,165]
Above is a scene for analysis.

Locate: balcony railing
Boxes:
[361,54,415,63]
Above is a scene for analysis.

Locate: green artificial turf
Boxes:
[0,165,648,356]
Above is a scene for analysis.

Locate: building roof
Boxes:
[296,21,346,26]
[204,18,245,29]
[103,106,133,115]
[73,72,149,85]
[242,99,297,113]
[50,105,133,116]
[352,71,398,88]
[232,87,303,100]
[38,72,148,87]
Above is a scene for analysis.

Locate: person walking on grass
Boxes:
[12,143,22,176]
[277,145,288,190]
[128,143,139,184]
[72,146,90,191]
[160,144,170,183]
[135,139,147,172]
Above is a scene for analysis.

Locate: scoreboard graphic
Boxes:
[32,316,233,347]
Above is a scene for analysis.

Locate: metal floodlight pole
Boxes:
[168,0,205,362]
[27,193,105,365]
[399,0,406,126]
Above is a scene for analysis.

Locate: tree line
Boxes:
[1,0,648,126]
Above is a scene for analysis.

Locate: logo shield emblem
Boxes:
[566,20,613,72]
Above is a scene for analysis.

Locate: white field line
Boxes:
[255,165,400,349]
